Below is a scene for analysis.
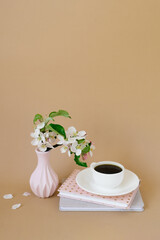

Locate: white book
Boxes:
[59,190,144,212]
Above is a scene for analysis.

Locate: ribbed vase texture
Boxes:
[30,149,59,198]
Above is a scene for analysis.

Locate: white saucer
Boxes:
[76,168,140,196]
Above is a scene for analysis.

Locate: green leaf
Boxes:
[45,125,54,132]
[49,110,71,119]
[82,144,90,154]
[45,117,54,124]
[48,123,66,139]
[49,111,57,117]
[40,127,45,133]
[74,155,87,167]
[33,114,43,123]
[77,139,85,144]
[59,110,71,118]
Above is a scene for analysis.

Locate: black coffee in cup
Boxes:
[94,164,122,174]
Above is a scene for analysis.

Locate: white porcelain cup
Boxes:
[90,161,124,189]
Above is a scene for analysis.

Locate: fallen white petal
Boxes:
[3,194,13,199]
[23,192,31,197]
[12,203,21,210]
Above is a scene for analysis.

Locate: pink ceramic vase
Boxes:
[30,149,59,198]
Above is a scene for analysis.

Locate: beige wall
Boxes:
[1,1,160,239]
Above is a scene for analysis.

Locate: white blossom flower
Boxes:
[30,128,40,138]
[66,127,77,137]
[57,135,64,145]
[76,130,86,140]
[71,141,82,156]
[60,145,68,153]
[44,132,56,145]
[66,127,86,142]
[45,141,54,149]
[31,131,45,146]
[68,150,71,157]
[75,148,81,156]
[38,141,53,152]
[90,144,95,157]
[31,138,40,146]
[59,143,71,157]
[31,127,55,152]
[57,135,69,145]
[56,127,88,157]
[37,122,45,129]
[44,132,50,138]
[38,143,47,152]
[70,141,77,153]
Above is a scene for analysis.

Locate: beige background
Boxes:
[0,0,160,239]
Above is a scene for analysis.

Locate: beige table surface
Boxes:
[1,170,160,240]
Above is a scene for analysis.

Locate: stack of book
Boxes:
[58,169,144,211]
